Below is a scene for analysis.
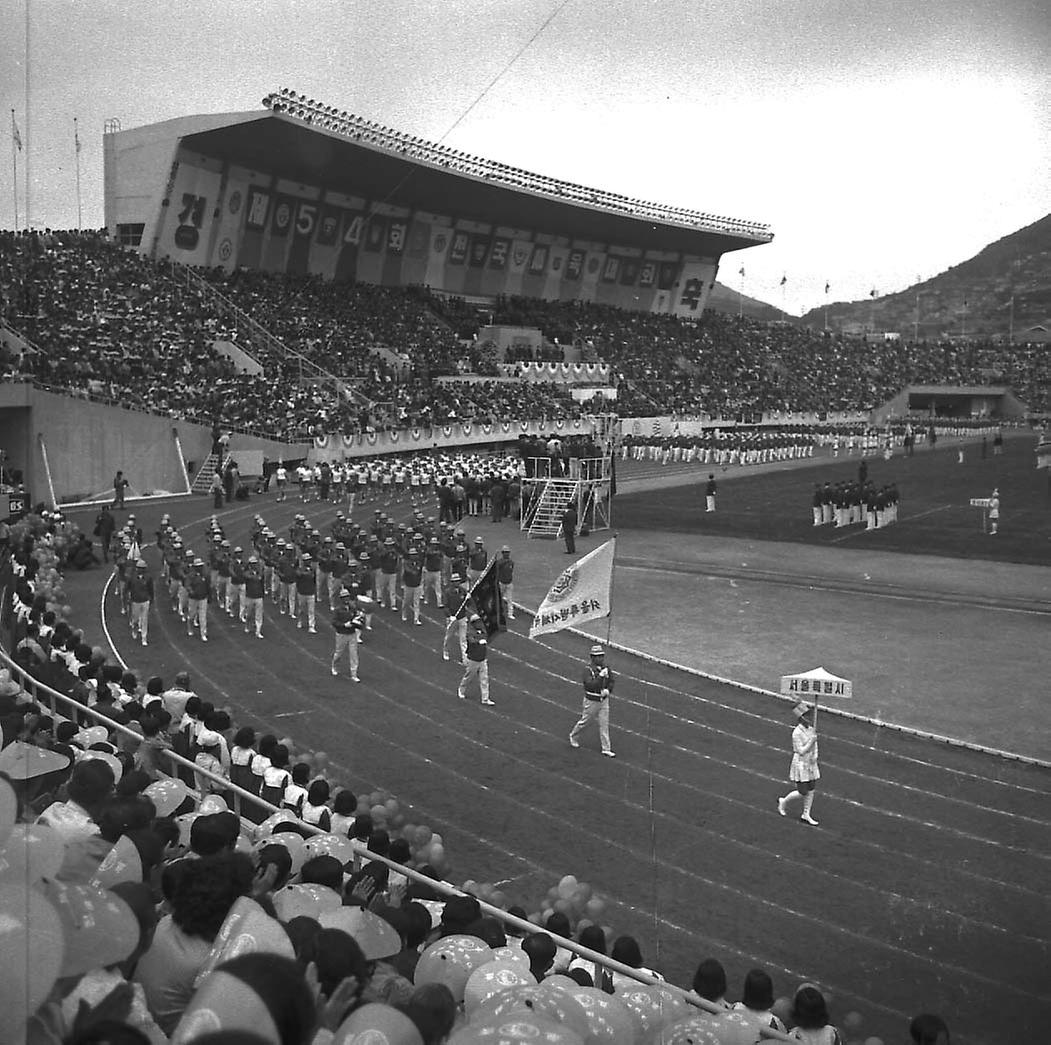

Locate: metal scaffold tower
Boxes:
[521,414,618,540]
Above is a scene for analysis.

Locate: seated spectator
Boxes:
[788,984,842,1043]
[733,967,787,1033]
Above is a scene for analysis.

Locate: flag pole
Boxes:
[74,116,82,231]
[9,110,17,231]
[604,533,617,645]
[24,0,30,230]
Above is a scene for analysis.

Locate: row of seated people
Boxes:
[0,233,585,438]
[1,513,952,1045]
[482,295,1051,415]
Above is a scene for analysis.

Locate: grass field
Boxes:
[613,434,1051,565]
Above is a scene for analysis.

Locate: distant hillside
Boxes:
[799,213,1051,339]
[707,281,795,323]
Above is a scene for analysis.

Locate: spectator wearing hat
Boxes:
[442,574,472,665]
[569,645,616,757]
[778,704,821,825]
[128,559,154,647]
[496,546,515,621]
[36,757,115,842]
[331,588,365,682]
[458,615,494,705]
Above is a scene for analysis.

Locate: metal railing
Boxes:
[0,580,790,1037]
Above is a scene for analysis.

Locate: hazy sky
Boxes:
[2,0,1048,314]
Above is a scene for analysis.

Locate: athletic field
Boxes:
[58,433,1050,1045]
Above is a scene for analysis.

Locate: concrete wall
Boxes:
[0,385,308,505]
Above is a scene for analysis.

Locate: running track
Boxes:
[63,489,1051,1045]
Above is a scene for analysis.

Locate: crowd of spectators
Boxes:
[0,509,954,1045]
[2,231,1046,449]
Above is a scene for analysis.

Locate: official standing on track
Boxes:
[458,614,494,705]
[331,588,364,682]
[778,703,821,825]
[569,645,616,757]
[705,474,717,512]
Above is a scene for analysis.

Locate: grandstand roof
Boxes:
[178,111,768,257]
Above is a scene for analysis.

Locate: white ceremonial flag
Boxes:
[530,538,615,638]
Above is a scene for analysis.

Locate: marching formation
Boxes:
[108,499,518,703]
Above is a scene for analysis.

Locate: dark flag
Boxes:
[467,558,505,636]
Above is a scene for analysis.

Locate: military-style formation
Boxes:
[111,504,517,699]
[810,478,900,530]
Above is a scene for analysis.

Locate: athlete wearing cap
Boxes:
[330,588,365,682]
[458,614,494,705]
[442,573,473,664]
[496,546,515,622]
[128,560,154,647]
[569,645,616,757]
[186,560,210,641]
[241,556,266,638]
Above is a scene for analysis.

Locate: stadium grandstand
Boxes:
[1,85,1048,1045]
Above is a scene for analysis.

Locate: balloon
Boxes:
[430,833,443,847]
[616,985,691,1039]
[557,874,579,900]
[0,883,64,1032]
[492,943,528,968]
[563,986,635,1045]
[272,883,343,922]
[370,804,388,821]
[844,1012,864,1030]
[319,907,402,961]
[429,843,445,865]
[463,959,534,1017]
[451,1012,582,1045]
[301,833,357,867]
[255,809,298,839]
[414,934,494,1002]
[144,778,191,818]
[198,794,228,815]
[653,1016,724,1045]
[40,880,139,977]
[0,823,66,884]
[475,982,590,1041]
[385,799,400,816]
[489,890,507,909]
[335,1003,423,1045]
[415,826,433,847]
[585,897,606,919]
[90,835,143,889]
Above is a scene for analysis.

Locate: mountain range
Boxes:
[708,213,1050,338]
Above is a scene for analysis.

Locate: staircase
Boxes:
[191,452,230,495]
[526,478,580,539]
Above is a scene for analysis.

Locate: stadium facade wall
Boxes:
[108,123,723,318]
[307,417,598,464]
[0,385,305,505]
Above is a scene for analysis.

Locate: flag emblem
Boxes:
[548,568,579,604]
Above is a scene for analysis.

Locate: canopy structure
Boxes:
[780,666,853,703]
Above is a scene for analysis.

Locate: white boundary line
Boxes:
[515,604,1051,770]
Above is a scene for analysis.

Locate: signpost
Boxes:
[969,497,992,533]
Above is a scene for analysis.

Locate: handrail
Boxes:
[179,267,372,409]
[0,585,790,1036]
